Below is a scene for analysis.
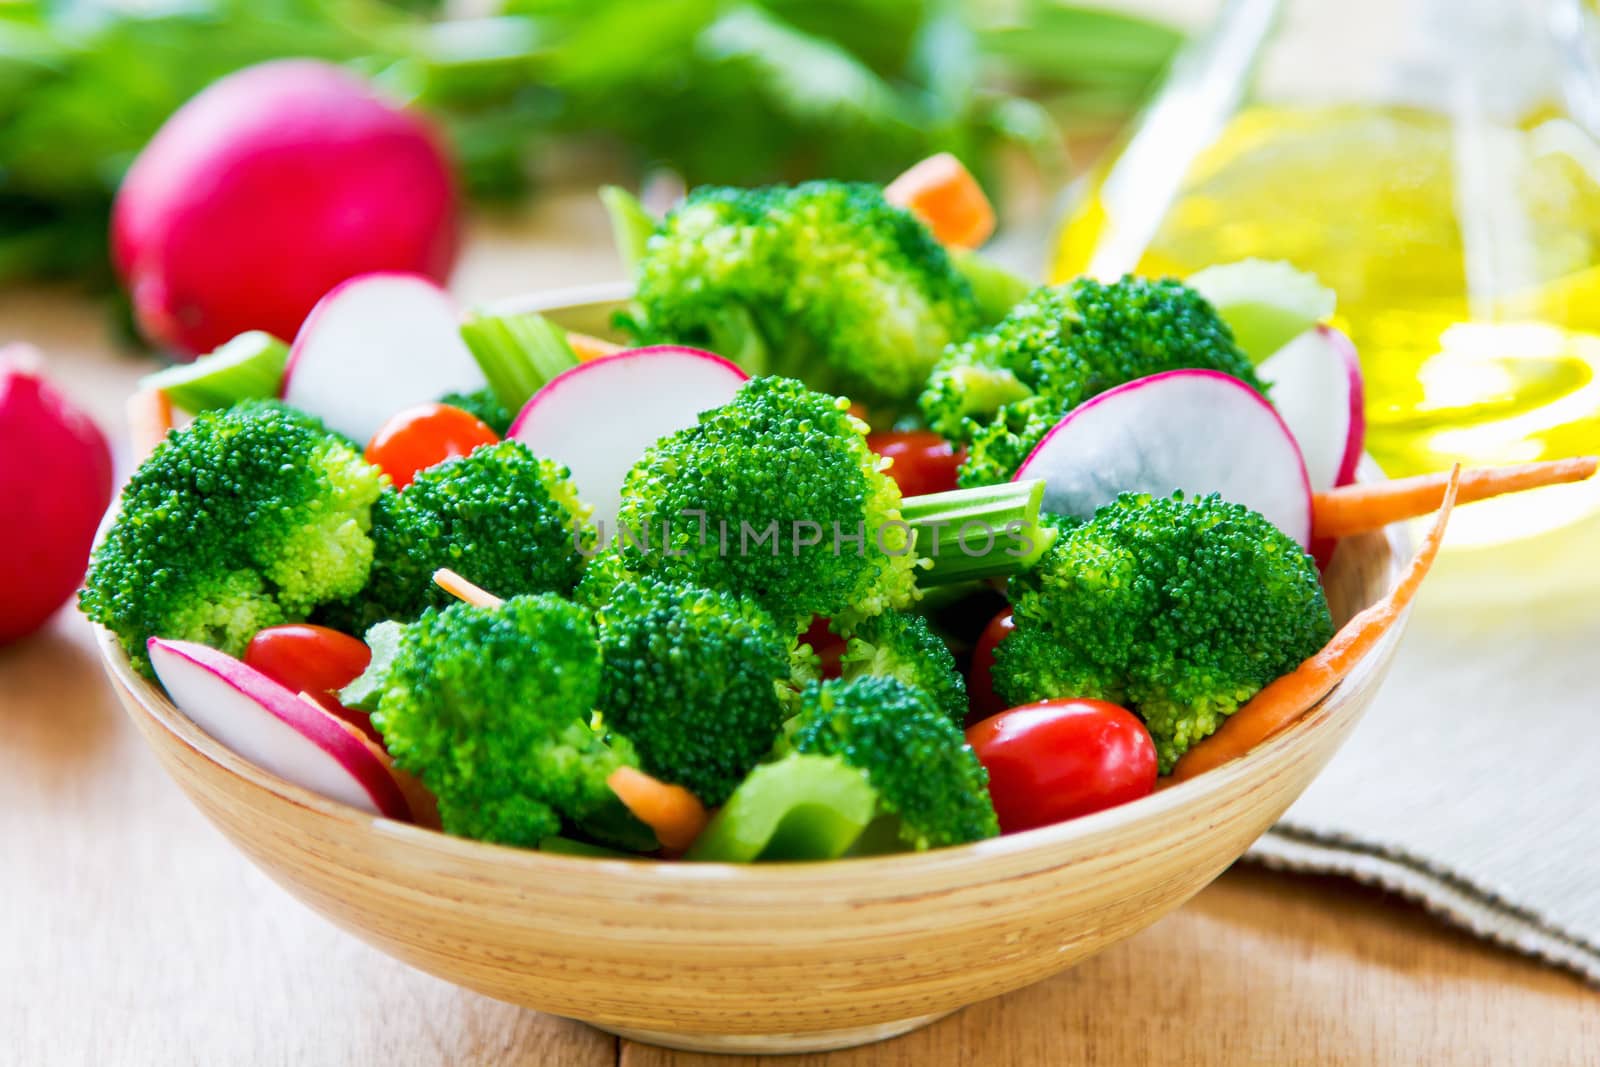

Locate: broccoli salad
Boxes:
[85,155,1498,860]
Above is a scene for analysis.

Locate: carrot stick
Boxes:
[607,766,709,853]
[885,152,996,250]
[567,330,624,363]
[127,387,173,464]
[1313,457,1596,539]
[432,568,504,608]
[1169,465,1464,783]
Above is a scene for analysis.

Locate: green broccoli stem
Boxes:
[460,310,580,412]
[600,185,657,274]
[901,477,1055,586]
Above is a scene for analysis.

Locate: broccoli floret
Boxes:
[324,441,591,631]
[614,376,919,631]
[572,542,637,610]
[438,387,513,436]
[373,594,644,848]
[919,277,1266,487]
[790,676,998,850]
[834,611,968,724]
[615,376,1051,630]
[994,493,1334,772]
[594,578,793,805]
[81,400,384,674]
[628,182,981,418]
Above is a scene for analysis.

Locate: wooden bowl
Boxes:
[97,285,1412,1054]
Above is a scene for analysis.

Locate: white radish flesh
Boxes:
[1013,369,1314,547]
[281,272,484,444]
[508,346,749,530]
[148,637,411,819]
[1258,325,1365,491]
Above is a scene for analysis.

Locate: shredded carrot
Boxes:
[127,387,173,463]
[567,330,625,363]
[1169,465,1463,783]
[432,568,505,608]
[607,766,709,853]
[885,152,995,250]
[1313,457,1596,539]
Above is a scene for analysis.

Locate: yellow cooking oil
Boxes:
[1053,103,1600,544]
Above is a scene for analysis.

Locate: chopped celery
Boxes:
[459,310,580,413]
[686,754,879,862]
[139,331,288,413]
[1187,259,1336,364]
[600,185,657,275]
[902,477,1054,586]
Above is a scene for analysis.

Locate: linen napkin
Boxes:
[1248,507,1600,984]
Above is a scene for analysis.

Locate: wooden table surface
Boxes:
[4,190,1596,1066]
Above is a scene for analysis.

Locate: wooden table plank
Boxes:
[0,607,617,1067]
[4,187,1595,1066]
[621,869,1598,1067]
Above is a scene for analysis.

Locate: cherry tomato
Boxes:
[245,624,372,696]
[801,616,847,680]
[965,608,1014,726]
[364,403,498,488]
[967,698,1157,834]
[866,430,964,497]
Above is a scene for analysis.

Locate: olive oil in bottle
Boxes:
[1054,0,1600,543]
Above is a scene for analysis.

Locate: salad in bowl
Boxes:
[86,156,1592,864]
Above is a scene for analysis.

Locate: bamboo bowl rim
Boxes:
[99,280,1415,889]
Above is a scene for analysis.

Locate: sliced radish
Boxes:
[148,637,411,819]
[281,272,484,443]
[1258,325,1365,491]
[1014,369,1313,547]
[507,345,749,529]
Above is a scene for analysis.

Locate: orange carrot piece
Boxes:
[127,387,173,463]
[885,152,996,250]
[607,766,709,853]
[1313,457,1596,539]
[1169,465,1464,783]
[432,568,505,608]
[567,330,624,363]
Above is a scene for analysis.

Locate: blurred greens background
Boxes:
[0,0,1185,288]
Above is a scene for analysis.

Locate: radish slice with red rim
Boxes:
[149,637,411,819]
[1013,369,1314,548]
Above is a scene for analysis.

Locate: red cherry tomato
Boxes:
[966,698,1157,834]
[965,608,1014,726]
[866,430,964,497]
[801,616,847,680]
[245,624,372,696]
[364,403,498,488]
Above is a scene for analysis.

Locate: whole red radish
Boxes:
[0,346,113,644]
[112,59,459,357]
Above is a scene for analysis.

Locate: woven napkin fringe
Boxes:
[1250,826,1600,986]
